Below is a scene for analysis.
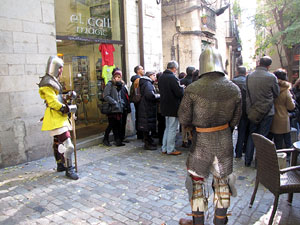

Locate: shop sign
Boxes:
[70,13,111,37]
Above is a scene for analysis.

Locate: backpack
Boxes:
[129,78,141,103]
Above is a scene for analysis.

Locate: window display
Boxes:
[55,0,124,138]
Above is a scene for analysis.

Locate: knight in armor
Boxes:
[38,56,79,180]
[178,46,242,225]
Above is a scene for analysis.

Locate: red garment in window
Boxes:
[99,43,115,66]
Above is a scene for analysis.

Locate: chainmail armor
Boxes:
[178,73,242,178]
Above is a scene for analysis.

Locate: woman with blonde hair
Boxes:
[269,68,295,149]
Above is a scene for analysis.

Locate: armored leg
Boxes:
[212,176,230,225]
[62,138,78,180]
[181,174,207,225]
[53,136,66,172]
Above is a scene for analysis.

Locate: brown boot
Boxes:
[179,218,193,225]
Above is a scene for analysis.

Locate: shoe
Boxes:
[115,142,125,147]
[103,139,112,146]
[144,144,157,150]
[168,150,181,155]
[122,139,130,143]
[161,151,167,154]
[182,142,188,148]
[245,162,251,167]
[66,166,79,180]
[57,163,66,172]
[179,218,193,225]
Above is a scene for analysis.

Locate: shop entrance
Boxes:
[55,0,124,139]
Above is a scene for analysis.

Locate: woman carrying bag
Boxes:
[102,69,125,147]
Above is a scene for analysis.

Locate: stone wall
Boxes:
[162,0,231,76]
[0,0,57,167]
[124,0,163,81]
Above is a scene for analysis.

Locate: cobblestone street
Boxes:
[0,135,299,225]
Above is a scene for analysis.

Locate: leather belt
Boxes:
[196,123,229,133]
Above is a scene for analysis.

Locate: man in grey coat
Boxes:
[245,56,280,167]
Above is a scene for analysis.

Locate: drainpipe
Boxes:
[138,0,145,68]
[177,35,180,73]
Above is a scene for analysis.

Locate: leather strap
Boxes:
[196,123,229,133]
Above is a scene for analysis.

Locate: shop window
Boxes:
[55,0,124,138]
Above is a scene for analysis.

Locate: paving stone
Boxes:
[0,137,300,225]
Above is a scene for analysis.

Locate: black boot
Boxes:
[144,143,157,150]
[65,159,79,180]
[115,139,125,147]
[103,138,112,146]
[192,211,204,225]
[213,208,228,225]
[57,162,66,172]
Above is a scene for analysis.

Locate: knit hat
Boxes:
[113,70,122,77]
[145,71,155,77]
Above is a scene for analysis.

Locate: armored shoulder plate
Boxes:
[38,74,62,92]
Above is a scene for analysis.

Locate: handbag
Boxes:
[100,102,112,114]
[246,76,267,124]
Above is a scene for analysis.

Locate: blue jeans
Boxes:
[162,117,179,153]
[245,115,273,164]
[235,115,249,158]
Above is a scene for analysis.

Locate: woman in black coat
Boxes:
[138,71,160,150]
[102,70,125,147]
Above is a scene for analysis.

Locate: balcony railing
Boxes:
[226,20,239,39]
[202,5,216,32]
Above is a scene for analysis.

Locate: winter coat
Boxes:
[38,75,70,131]
[137,76,160,132]
[130,74,141,83]
[103,80,123,114]
[232,75,247,117]
[158,69,184,117]
[180,74,193,87]
[270,80,295,134]
[292,86,300,105]
[178,73,242,178]
[120,85,131,114]
[246,66,280,117]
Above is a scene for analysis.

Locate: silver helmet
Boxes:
[45,56,64,78]
[199,46,225,77]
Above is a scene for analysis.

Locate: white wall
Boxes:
[0,0,57,167]
[124,0,163,81]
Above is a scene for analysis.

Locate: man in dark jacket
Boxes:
[245,56,280,167]
[158,61,184,155]
[130,65,144,139]
[232,66,248,158]
[180,66,195,148]
[180,66,195,87]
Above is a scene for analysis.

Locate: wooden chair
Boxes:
[249,133,300,225]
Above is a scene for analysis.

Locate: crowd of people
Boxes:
[39,46,300,225]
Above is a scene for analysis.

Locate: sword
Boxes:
[71,112,78,172]
[64,91,78,172]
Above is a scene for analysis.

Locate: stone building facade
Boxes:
[0,0,163,168]
[162,0,241,79]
